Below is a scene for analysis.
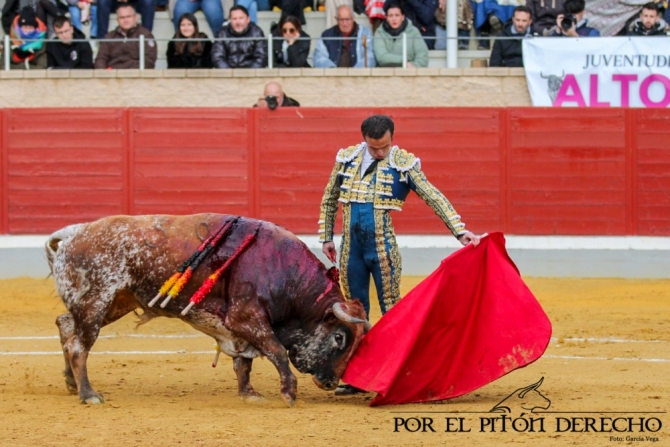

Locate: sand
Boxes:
[0,276,668,446]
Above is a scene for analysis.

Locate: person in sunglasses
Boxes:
[270,15,311,67]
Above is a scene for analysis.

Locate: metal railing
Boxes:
[4,34,665,71]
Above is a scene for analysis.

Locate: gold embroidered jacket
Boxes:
[318,143,468,242]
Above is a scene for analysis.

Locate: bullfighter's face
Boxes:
[365,130,393,161]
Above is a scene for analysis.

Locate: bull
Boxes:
[46,214,369,407]
[540,71,565,105]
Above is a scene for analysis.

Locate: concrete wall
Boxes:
[4,235,670,279]
[0,68,530,107]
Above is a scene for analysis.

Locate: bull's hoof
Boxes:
[64,378,77,395]
[240,394,266,403]
[281,393,295,408]
[81,394,105,405]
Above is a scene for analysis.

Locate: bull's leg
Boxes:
[62,318,104,404]
[57,289,137,405]
[233,357,264,401]
[55,313,77,394]
[264,344,297,407]
[228,322,297,407]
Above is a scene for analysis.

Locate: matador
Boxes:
[318,115,480,318]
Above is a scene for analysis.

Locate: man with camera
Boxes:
[627,2,668,36]
[255,82,300,110]
[551,0,600,37]
[527,0,566,36]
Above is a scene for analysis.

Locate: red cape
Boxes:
[342,232,552,406]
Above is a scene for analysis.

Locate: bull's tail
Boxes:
[45,224,83,273]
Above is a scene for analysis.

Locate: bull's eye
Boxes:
[334,333,344,347]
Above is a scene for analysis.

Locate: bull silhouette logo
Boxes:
[490,377,551,413]
[540,71,565,105]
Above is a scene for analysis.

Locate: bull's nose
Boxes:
[312,376,338,391]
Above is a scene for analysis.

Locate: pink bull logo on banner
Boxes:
[553,73,670,108]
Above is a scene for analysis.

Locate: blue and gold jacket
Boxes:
[318,143,468,242]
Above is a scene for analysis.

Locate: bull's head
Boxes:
[287,301,368,391]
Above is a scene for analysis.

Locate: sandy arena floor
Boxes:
[0,276,668,447]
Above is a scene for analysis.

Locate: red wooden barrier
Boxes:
[1,107,669,236]
[634,110,670,235]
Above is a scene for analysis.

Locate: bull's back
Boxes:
[47,214,232,295]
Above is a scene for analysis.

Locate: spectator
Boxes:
[365,0,386,33]
[172,0,223,34]
[271,15,311,67]
[8,7,47,69]
[527,0,567,36]
[383,0,437,49]
[97,0,154,38]
[325,0,353,28]
[47,16,93,68]
[2,0,64,38]
[627,2,668,36]
[550,0,600,37]
[167,13,212,68]
[94,3,157,68]
[489,6,533,68]
[211,5,267,68]
[67,0,98,38]
[314,5,375,68]
[374,2,428,67]
[270,0,311,25]
[435,0,472,50]
[254,81,300,108]
[236,0,271,24]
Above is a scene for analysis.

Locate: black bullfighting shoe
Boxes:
[334,384,368,396]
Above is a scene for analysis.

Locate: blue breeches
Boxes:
[340,202,401,318]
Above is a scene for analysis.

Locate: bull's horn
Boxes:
[332,303,372,331]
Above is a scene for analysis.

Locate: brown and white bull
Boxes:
[46,214,368,407]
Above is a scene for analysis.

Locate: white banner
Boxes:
[523,37,670,107]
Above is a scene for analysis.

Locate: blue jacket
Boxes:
[313,25,376,68]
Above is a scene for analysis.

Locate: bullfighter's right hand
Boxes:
[322,242,337,263]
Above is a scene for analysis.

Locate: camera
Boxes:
[265,95,279,110]
[560,14,577,32]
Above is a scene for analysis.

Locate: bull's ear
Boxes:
[323,307,338,323]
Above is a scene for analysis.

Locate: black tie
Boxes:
[363,160,379,177]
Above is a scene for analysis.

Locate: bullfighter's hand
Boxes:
[458,231,480,247]
[322,242,337,263]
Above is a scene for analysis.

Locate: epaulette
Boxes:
[389,146,421,172]
[336,143,365,163]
